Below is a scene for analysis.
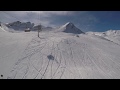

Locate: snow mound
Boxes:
[57,22,84,34]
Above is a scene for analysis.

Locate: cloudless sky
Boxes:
[0,11,120,32]
[90,11,120,32]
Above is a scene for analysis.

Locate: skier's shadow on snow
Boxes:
[47,55,54,60]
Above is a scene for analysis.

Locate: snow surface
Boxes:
[1,23,120,79]
[87,30,120,46]
[0,30,35,79]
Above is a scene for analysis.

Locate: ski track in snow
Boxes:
[6,32,120,79]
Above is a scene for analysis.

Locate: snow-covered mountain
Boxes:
[86,30,120,46]
[87,30,120,36]
[1,21,84,34]
[1,21,53,32]
[6,21,34,31]
[0,23,15,32]
[105,30,120,36]
[56,22,84,34]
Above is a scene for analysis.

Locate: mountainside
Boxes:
[87,30,120,36]
[56,22,84,34]
[87,30,120,45]
[1,22,120,79]
[1,21,84,34]
[6,21,34,31]
[4,31,120,79]
[1,21,53,32]
[0,23,14,32]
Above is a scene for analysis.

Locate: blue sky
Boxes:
[0,11,120,32]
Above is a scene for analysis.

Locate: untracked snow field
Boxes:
[1,29,120,79]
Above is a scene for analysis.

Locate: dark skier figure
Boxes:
[0,22,1,27]
[1,75,3,79]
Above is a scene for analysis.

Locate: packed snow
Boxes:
[1,22,120,79]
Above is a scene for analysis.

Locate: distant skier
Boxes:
[1,75,3,79]
[76,35,79,37]
[0,22,1,27]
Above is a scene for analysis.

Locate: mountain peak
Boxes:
[58,22,84,34]
[63,22,75,28]
[65,22,74,26]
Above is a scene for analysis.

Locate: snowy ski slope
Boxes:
[4,32,120,79]
[1,23,120,79]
